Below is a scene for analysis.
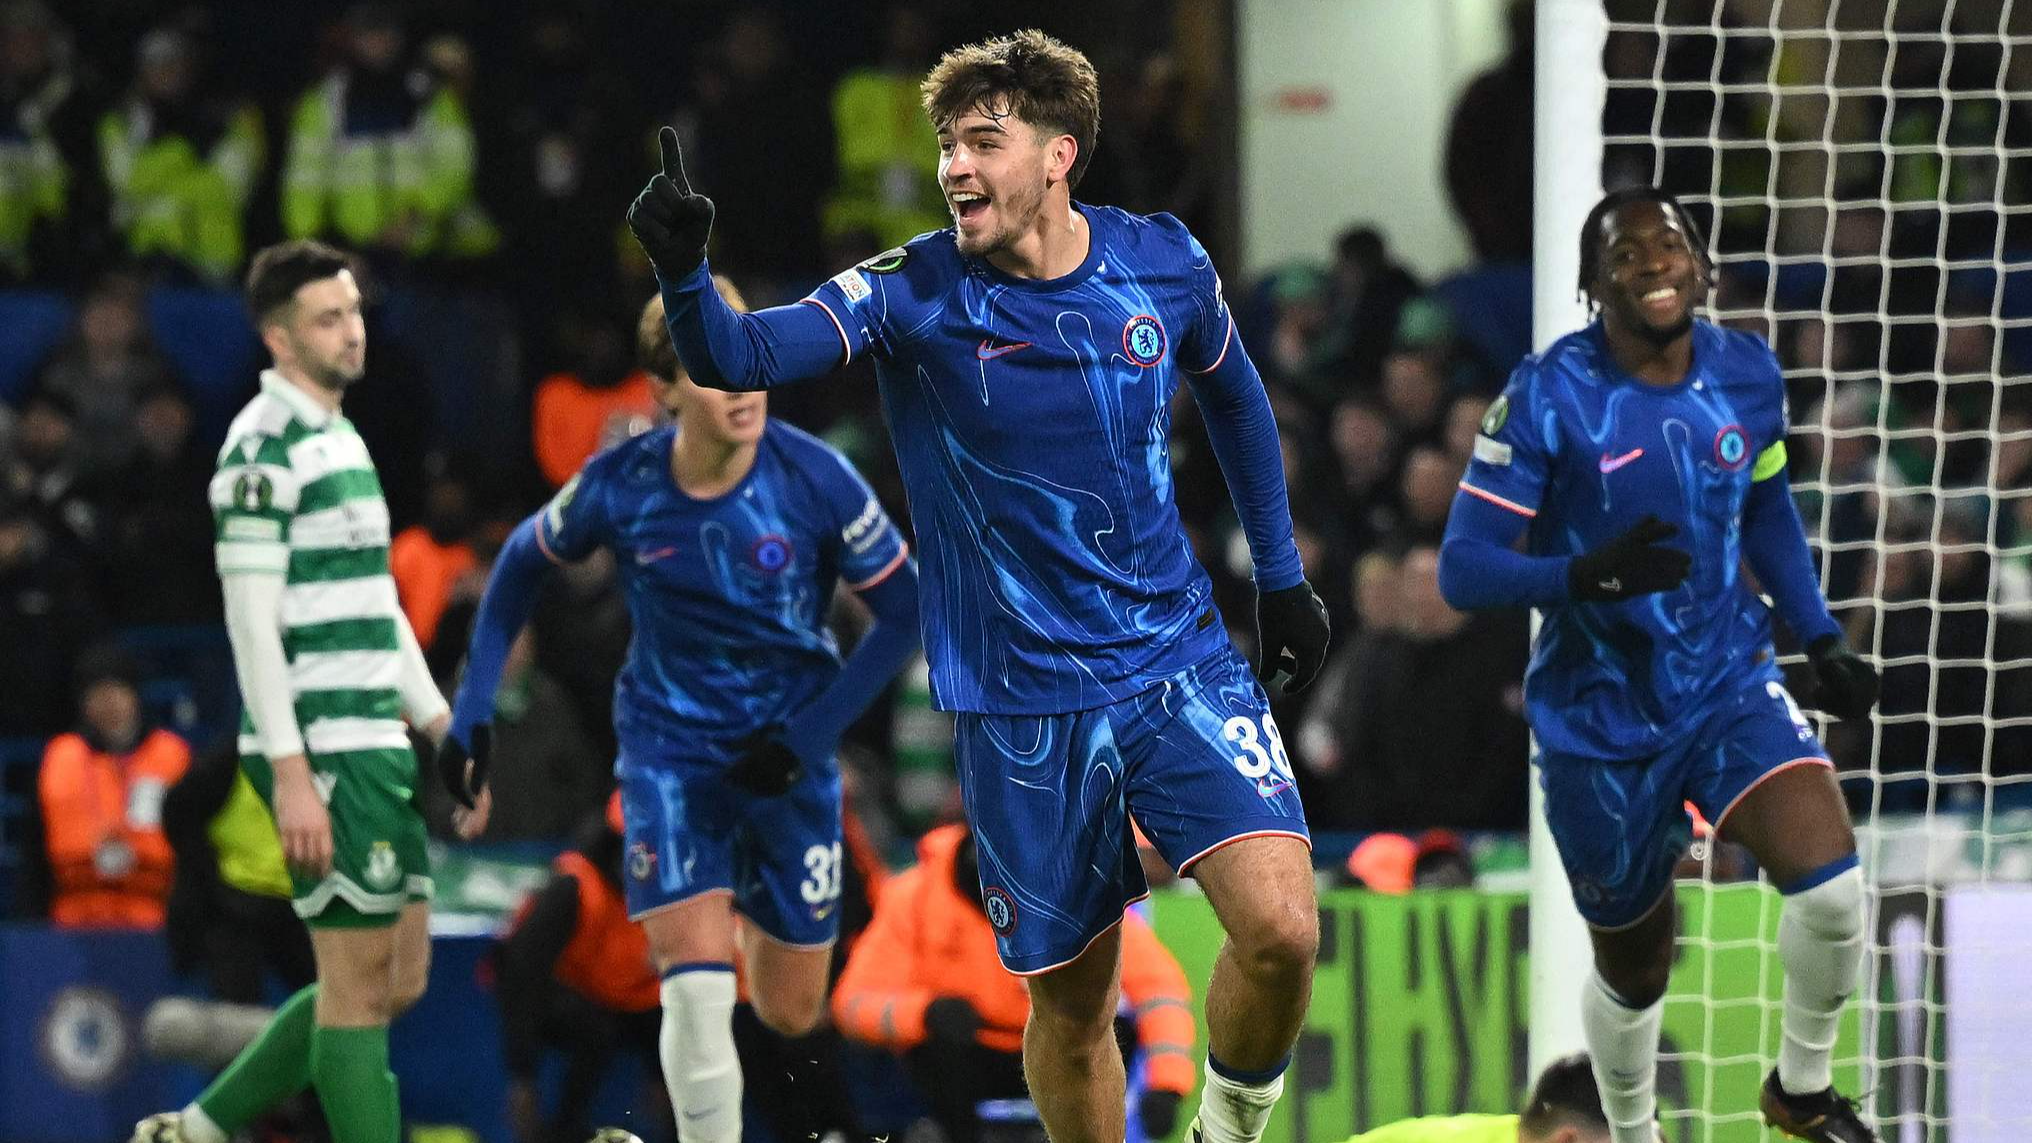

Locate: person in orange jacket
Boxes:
[494,793,663,1143]
[834,821,1195,1143]
[37,646,191,929]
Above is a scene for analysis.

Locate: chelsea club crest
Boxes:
[1121,315,1167,367]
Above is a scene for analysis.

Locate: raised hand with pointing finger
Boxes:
[628,125,716,278]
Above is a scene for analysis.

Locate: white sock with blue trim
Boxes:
[1777,862,1865,1096]
[1195,1053,1286,1143]
[660,964,741,1143]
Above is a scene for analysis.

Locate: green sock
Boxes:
[312,1024,400,1143]
[194,985,318,1133]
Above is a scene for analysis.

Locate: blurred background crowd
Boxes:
[3,0,2031,934]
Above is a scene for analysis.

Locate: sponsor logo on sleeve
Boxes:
[1473,434,1513,466]
[829,268,872,304]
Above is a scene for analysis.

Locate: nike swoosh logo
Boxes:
[635,546,677,565]
[1257,778,1293,798]
[813,902,836,919]
[681,1108,720,1121]
[1599,448,1645,473]
[976,337,1032,360]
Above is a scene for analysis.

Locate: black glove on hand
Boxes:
[1807,634,1879,721]
[1567,514,1693,602]
[436,724,491,809]
[627,126,715,279]
[1139,1090,1183,1139]
[1256,582,1331,696]
[726,727,804,797]
[922,996,982,1048]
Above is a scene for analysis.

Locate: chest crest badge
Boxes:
[1122,314,1167,367]
[1714,424,1749,470]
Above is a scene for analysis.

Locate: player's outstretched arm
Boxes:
[440,512,558,806]
[628,126,849,392]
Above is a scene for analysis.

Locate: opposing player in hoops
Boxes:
[1439,187,1880,1143]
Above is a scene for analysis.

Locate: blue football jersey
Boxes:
[1457,319,1793,760]
[536,421,908,749]
[803,205,1271,715]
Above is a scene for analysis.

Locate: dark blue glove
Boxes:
[1255,582,1331,695]
[436,724,492,809]
[726,726,805,797]
[627,126,715,279]
[1807,635,1879,721]
[1567,514,1692,602]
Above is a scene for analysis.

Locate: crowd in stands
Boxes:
[4,1,2031,1139]
[5,0,2032,922]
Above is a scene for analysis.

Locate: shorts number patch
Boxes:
[799,842,844,905]
[1223,714,1296,794]
[1766,680,1813,739]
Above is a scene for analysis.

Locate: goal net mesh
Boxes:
[1599,1,2032,1140]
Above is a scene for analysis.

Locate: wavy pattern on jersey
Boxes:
[868,209,1225,714]
[1492,321,1788,760]
[579,423,898,754]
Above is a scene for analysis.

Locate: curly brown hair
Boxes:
[920,29,1100,188]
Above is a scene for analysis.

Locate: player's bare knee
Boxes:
[1235,903,1318,984]
[389,947,430,1015]
[752,985,825,1037]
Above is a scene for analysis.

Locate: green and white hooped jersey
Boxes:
[211,370,409,760]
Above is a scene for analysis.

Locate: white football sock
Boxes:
[660,967,742,1143]
[1777,865,1865,1097]
[1582,971,1665,1143]
[174,1104,226,1143]
[1195,1056,1285,1143]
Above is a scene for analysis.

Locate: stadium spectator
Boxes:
[1326,397,1403,552]
[1333,1052,1612,1143]
[280,3,481,265]
[494,796,663,1143]
[389,464,480,649]
[1394,445,1460,546]
[491,7,635,360]
[160,739,311,1002]
[0,491,102,737]
[1444,0,1533,264]
[679,9,830,287]
[97,26,264,286]
[529,314,657,488]
[0,0,107,286]
[37,645,189,929]
[1379,350,1450,446]
[832,822,1195,1143]
[1307,227,1421,400]
[4,388,105,560]
[421,624,602,842]
[33,273,178,475]
[100,384,220,624]
[826,5,946,251]
[1296,544,1528,832]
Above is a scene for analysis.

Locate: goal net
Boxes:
[1596,2,2032,1140]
